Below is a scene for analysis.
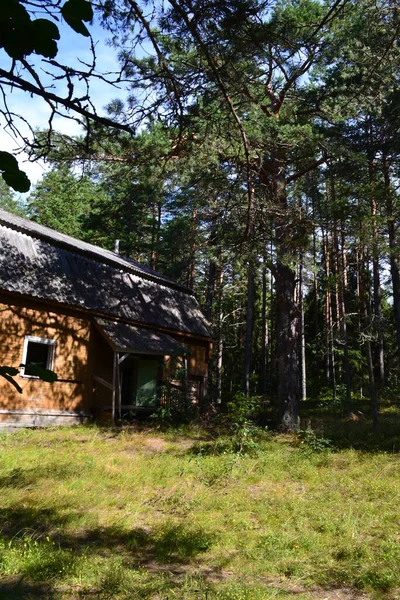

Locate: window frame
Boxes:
[20,335,57,378]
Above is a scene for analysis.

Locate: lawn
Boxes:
[0,416,399,599]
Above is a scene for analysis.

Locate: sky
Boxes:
[0,13,127,189]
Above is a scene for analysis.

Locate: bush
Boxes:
[297,426,333,454]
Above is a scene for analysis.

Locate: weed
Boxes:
[0,532,76,581]
[297,425,333,454]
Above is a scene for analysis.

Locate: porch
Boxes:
[92,318,189,422]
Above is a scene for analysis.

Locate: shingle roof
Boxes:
[95,318,185,354]
[0,210,211,338]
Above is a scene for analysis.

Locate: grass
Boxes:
[0,412,399,599]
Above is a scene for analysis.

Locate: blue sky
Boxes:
[0,14,127,187]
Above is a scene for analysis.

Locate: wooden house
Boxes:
[0,209,212,427]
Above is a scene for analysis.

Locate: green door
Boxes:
[135,360,159,406]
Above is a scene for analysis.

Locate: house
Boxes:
[0,209,212,427]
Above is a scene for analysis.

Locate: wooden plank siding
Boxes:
[0,294,211,426]
[0,298,92,422]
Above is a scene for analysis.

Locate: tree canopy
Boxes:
[2,0,400,431]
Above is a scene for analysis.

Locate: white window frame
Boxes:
[20,336,57,378]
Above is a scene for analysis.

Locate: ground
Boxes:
[0,412,399,599]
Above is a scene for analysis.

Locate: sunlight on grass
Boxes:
[0,422,399,599]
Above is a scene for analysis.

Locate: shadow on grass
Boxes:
[89,403,400,454]
[299,402,400,453]
[0,577,54,600]
[0,504,215,597]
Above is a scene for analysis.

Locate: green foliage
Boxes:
[155,360,198,424]
[26,165,101,239]
[0,178,27,215]
[0,0,97,192]
[0,533,76,581]
[6,0,400,432]
[0,0,92,59]
[297,426,333,454]
[192,394,268,456]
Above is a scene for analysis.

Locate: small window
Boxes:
[21,336,56,377]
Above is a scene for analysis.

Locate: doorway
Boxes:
[120,357,160,407]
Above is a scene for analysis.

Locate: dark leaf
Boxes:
[32,19,60,59]
[2,169,31,193]
[61,0,93,37]
[0,151,19,172]
[23,363,58,383]
[0,366,22,394]
[0,366,20,377]
[0,1,33,59]
[63,0,93,21]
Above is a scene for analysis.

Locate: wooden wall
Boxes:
[0,293,212,425]
[0,297,91,422]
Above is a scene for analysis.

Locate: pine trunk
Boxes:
[384,154,400,359]
[243,261,255,396]
[274,175,301,432]
[216,263,224,405]
[299,260,307,401]
[260,265,269,395]
[368,150,385,384]
[323,227,336,398]
[360,256,379,433]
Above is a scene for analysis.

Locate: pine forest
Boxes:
[2,0,400,433]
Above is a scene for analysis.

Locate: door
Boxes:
[135,359,159,407]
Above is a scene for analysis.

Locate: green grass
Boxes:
[0,416,399,599]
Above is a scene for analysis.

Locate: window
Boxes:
[21,336,57,377]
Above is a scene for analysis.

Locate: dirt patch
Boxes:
[143,437,169,452]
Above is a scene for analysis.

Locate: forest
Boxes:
[1,0,400,433]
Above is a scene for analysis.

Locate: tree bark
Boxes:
[216,261,224,405]
[330,171,351,411]
[323,226,336,398]
[360,255,379,433]
[299,260,307,401]
[367,141,385,385]
[383,153,400,360]
[260,265,269,394]
[273,174,301,431]
[243,261,255,396]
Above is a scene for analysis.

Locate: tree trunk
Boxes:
[323,226,336,398]
[299,260,307,401]
[360,255,379,433]
[260,265,269,394]
[205,260,216,322]
[383,153,400,359]
[330,170,351,411]
[216,262,224,405]
[243,261,255,396]
[188,206,197,289]
[276,261,300,430]
[312,194,320,382]
[150,200,158,269]
[274,174,301,431]
[337,219,352,412]
[368,147,385,385]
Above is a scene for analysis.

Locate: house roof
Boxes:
[95,318,185,354]
[0,210,211,339]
